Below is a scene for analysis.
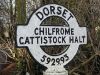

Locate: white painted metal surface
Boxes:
[16,4,87,75]
[43,67,68,75]
[16,4,87,67]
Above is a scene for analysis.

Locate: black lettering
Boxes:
[62,9,68,18]
[39,27,44,35]
[60,28,64,35]
[43,37,47,44]
[34,28,38,35]
[25,37,30,44]
[65,28,70,35]
[56,58,60,65]
[82,36,85,42]
[52,28,55,35]
[71,28,74,35]
[64,54,69,61]
[57,6,62,15]
[36,12,44,20]
[46,57,51,64]
[48,28,52,35]
[62,36,66,43]
[75,37,78,43]
[50,6,55,14]
[67,13,73,21]
[35,36,40,44]
[53,37,57,43]
[48,36,52,44]
[51,58,55,65]
[41,36,43,44]
[58,37,61,43]
[30,37,34,44]
[79,36,82,43]
[56,28,60,35]
[60,57,64,63]
[41,55,47,62]
[69,36,74,43]
[43,7,49,16]
[19,37,24,44]
[45,27,48,35]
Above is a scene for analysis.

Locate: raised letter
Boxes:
[36,12,44,20]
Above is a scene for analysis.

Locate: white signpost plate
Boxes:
[16,4,87,74]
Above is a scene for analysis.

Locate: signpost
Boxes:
[16,4,87,75]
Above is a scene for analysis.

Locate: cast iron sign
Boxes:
[16,4,87,67]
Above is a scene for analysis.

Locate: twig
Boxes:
[88,29,96,53]
[69,54,96,74]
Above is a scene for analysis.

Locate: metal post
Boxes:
[43,66,68,75]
